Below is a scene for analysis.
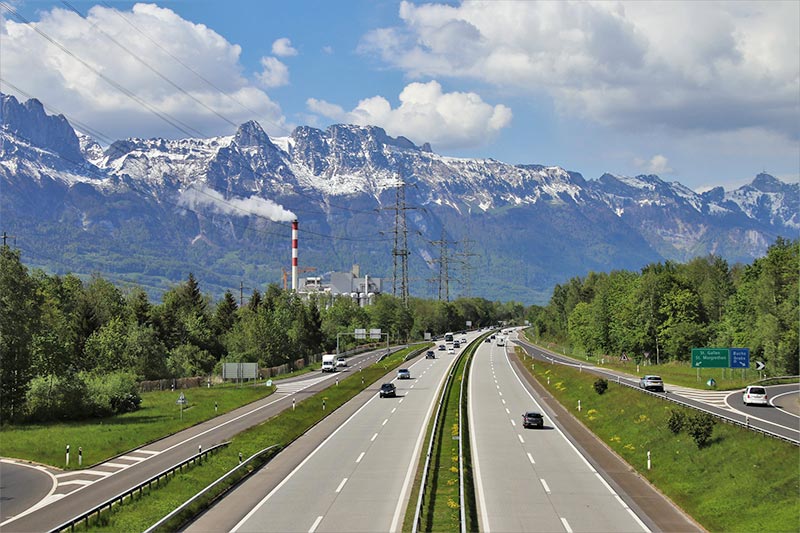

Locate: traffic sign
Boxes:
[730,348,750,368]
[176,392,187,405]
[691,348,729,368]
[755,361,766,371]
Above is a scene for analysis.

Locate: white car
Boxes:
[336,357,347,367]
[448,347,455,354]
[742,385,769,406]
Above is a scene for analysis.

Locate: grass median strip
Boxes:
[516,346,799,533]
[76,344,427,532]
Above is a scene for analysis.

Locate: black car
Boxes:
[379,383,396,398]
[426,350,436,359]
[522,411,544,429]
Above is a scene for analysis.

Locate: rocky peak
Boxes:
[234,120,275,149]
[750,173,786,193]
[1,93,83,164]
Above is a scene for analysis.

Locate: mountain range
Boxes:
[1,93,797,304]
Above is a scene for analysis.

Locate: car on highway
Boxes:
[453,341,460,348]
[742,385,769,406]
[484,337,491,342]
[461,337,467,344]
[638,375,665,392]
[426,350,436,359]
[336,357,347,368]
[448,347,455,354]
[379,383,396,398]
[397,368,411,379]
[522,411,544,429]
[438,344,446,351]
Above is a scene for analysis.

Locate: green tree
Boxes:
[0,246,42,421]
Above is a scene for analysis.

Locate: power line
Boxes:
[0,1,205,138]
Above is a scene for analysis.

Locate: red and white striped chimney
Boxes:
[291,219,298,292]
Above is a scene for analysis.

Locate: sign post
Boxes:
[177,392,187,420]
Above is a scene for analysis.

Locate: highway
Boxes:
[0,348,391,533]
[469,335,649,532]
[189,334,478,532]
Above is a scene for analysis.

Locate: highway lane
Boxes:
[198,333,480,533]
[514,335,800,443]
[0,461,55,523]
[469,336,649,533]
[0,348,389,532]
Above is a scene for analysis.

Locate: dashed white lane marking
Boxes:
[391,407,397,413]
[309,515,323,533]
[561,517,573,533]
[356,452,365,463]
[518,434,525,443]
[540,478,551,494]
[382,419,389,426]
[137,450,159,455]
[335,478,348,493]
[527,452,536,464]
[511,419,516,426]
[399,398,404,404]
[505,408,510,414]
[371,433,378,442]
[502,399,506,404]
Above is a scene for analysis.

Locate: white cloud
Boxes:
[257,57,290,88]
[0,4,289,140]
[271,37,298,57]
[307,81,512,149]
[322,45,334,55]
[635,154,673,174]
[361,1,800,140]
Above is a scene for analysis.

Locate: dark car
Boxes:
[484,337,491,343]
[522,411,544,429]
[426,350,436,359]
[438,344,446,351]
[379,383,396,398]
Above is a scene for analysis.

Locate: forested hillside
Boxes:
[527,238,799,376]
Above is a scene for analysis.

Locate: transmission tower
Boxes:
[457,238,480,298]
[430,229,457,302]
[384,178,412,306]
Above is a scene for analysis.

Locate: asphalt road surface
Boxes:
[188,333,481,532]
[469,336,649,532]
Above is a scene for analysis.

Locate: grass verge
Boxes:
[0,383,275,468]
[518,347,800,533]
[77,344,428,532]
[404,336,483,532]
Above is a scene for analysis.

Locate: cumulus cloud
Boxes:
[635,154,673,174]
[307,81,512,149]
[257,57,290,88]
[0,4,288,141]
[361,1,800,140]
[179,186,296,222]
[271,37,298,57]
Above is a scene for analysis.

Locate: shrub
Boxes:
[686,412,716,448]
[593,378,608,395]
[25,374,90,421]
[667,409,686,434]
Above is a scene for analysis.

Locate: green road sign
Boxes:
[692,348,729,368]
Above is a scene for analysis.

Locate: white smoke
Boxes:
[179,186,296,222]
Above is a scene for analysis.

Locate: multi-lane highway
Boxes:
[469,335,649,532]
[188,333,480,532]
[0,347,393,532]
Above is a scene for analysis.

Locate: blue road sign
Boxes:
[730,348,750,368]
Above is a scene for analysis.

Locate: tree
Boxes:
[0,246,42,421]
[213,290,238,336]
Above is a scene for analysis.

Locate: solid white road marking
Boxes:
[540,478,551,494]
[335,478,348,493]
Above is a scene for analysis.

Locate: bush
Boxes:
[593,378,608,395]
[686,412,716,448]
[25,374,90,421]
[84,371,142,416]
[667,409,686,434]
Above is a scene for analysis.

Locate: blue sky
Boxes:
[2,0,798,192]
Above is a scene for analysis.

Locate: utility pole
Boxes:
[1,232,16,247]
[457,238,479,298]
[430,229,456,302]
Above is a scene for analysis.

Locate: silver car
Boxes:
[638,375,664,392]
[397,368,411,379]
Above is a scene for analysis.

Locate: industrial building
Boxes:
[298,265,383,306]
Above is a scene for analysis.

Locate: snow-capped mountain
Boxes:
[2,93,797,303]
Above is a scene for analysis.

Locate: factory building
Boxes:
[298,265,383,306]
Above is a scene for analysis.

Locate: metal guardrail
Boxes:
[412,343,464,533]
[517,339,800,447]
[50,442,230,533]
[144,444,281,533]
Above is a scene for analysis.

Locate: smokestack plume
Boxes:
[292,219,298,292]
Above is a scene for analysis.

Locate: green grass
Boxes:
[76,344,428,532]
[518,347,800,533]
[0,383,275,468]
[407,336,482,533]
[522,330,778,390]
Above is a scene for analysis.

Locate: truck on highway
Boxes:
[321,353,336,372]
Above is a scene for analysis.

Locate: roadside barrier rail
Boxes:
[515,337,799,447]
[50,441,230,533]
[144,444,282,533]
